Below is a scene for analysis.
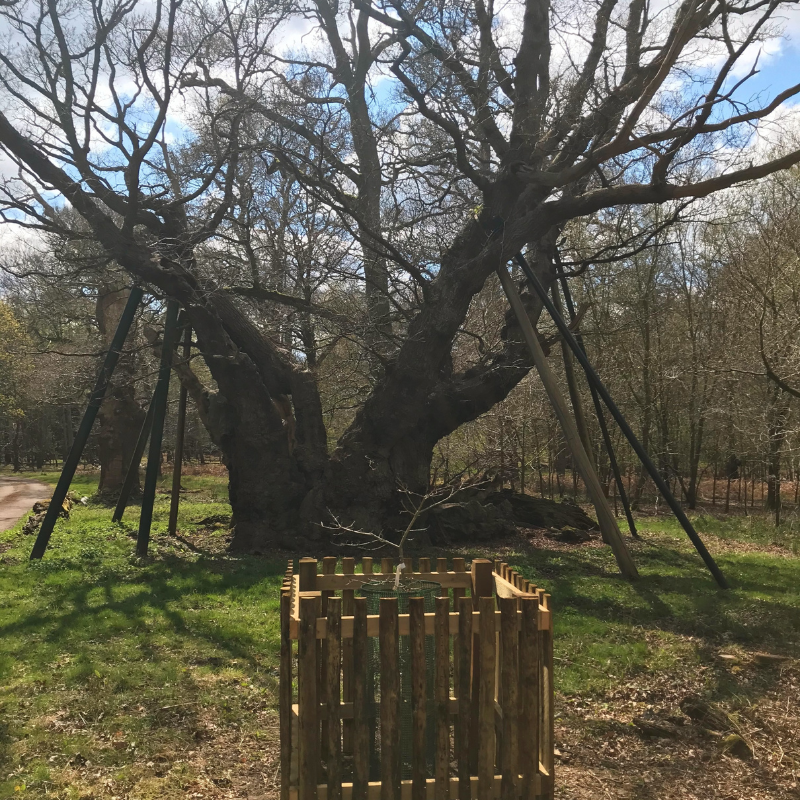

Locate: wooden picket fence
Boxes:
[279,556,554,800]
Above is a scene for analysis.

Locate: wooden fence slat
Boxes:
[453,558,467,680]
[289,773,546,800]
[518,598,539,800]
[470,560,493,774]
[418,557,431,574]
[478,596,496,800]
[342,557,356,754]
[327,598,343,800]
[434,596,450,800]
[312,573,473,592]
[321,559,337,769]
[499,598,519,800]
[436,559,449,599]
[457,597,472,800]
[540,595,554,800]
[299,558,318,591]
[381,557,394,575]
[322,556,338,582]
[281,590,293,800]
[410,598,427,800]
[352,598,369,800]
[362,557,374,577]
[380,598,401,800]
[451,557,466,760]
[299,595,320,800]
[295,607,550,642]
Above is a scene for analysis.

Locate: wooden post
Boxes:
[342,557,355,754]
[519,598,539,800]
[280,590,292,800]
[409,598,427,800]
[436,558,449,599]
[299,558,318,591]
[362,557,373,578]
[419,557,431,575]
[352,598,369,800]
[457,596,472,800]
[451,557,466,738]
[478,596,496,800]
[499,598,519,800]
[470,560,493,773]
[326,597,342,800]
[168,323,192,536]
[321,558,337,765]
[496,265,639,581]
[540,594,554,800]
[381,557,394,575]
[379,598,401,800]
[299,595,320,800]
[435,596,451,800]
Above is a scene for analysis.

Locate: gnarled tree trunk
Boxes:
[159,209,556,550]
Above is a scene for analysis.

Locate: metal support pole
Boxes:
[168,324,191,536]
[556,275,639,539]
[112,386,156,523]
[496,265,639,580]
[514,251,728,589]
[30,286,144,560]
[136,300,179,557]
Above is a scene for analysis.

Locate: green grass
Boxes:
[0,469,281,799]
[1,471,798,798]
[504,517,800,694]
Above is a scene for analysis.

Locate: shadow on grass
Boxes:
[3,530,798,709]
[0,553,287,685]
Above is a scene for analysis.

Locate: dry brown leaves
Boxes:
[555,653,800,799]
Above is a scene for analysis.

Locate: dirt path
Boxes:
[0,476,52,531]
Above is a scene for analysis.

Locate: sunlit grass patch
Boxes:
[1,472,798,797]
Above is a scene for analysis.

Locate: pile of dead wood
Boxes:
[21,495,74,536]
[422,486,598,543]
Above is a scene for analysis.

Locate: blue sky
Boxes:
[735,40,800,101]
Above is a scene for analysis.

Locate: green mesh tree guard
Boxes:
[359,578,441,780]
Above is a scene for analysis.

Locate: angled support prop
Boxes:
[556,274,639,539]
[112,386,157,523]
[496,264,639,580]
[30,287,144,560]
[513,251,729,589]
[136,300,180,557]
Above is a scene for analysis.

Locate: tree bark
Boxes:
[95,284,146,496]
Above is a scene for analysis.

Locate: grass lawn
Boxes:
[1,468,798,799]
